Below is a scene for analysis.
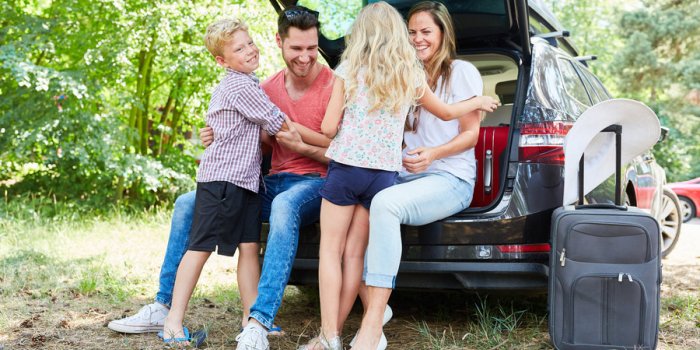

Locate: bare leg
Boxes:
[357,282,369,312]
[319,199,355,341]
[352,286,392,349]
[163,250,211,345]
[237,242,260,328]
[337,205,369,331]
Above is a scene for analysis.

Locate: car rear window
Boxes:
[557,58,592,108]
[298,0,363,40]
[299,0,512,41]
[374,0,511,38]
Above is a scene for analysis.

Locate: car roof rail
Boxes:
[532,30,570,48]
[574,55,598,63]
[532,30,570,39]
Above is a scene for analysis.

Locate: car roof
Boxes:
[268,0,579,65]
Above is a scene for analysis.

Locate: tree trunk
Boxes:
[137,31,158,155]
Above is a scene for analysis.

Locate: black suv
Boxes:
[263,0,677,292]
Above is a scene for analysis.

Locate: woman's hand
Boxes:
[200,126,214,147]
[403,147,437,173]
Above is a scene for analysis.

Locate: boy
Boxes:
[159,17,286,345]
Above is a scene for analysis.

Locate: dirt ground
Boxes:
[1,220,698,349]
[659,218,700,289]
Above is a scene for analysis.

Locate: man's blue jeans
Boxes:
[154,173,324,329]
[155,190,195,307]
[249,173,324,330]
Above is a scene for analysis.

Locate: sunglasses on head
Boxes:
[283,8,319,20]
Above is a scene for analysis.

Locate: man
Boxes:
[108,6,331,347]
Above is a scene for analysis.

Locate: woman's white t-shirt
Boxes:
[402,60,483,186]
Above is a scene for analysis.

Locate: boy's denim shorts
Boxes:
[319,160,397,209]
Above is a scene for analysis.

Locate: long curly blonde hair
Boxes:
[341,1,426,114]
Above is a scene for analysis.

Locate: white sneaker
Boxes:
[350,304,393,346]
[236,323,270,350]
[107,303,169,333]
[350,331,387,350]
[377,332,387,350]
[382,304,393,325]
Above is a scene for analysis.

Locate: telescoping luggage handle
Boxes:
[575,124,627,211]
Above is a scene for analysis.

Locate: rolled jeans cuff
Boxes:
[249,311,274,330]
[365,273,396,289]
[154,296,171,308]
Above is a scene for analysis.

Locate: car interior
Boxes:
[463,53,519,208]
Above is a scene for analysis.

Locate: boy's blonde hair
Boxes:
[204,18,248,57]
[341,1,426,114]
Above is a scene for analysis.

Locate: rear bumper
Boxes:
[285,258,549,292]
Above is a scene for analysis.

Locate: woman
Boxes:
[351,2,485,349]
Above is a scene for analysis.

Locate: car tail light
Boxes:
[496,243,551,253]
[519,121,573,164]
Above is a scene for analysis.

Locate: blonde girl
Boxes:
[309,2,498,349]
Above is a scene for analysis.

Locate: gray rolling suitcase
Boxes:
[549,125,661,350]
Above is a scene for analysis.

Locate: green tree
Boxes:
[0,0,283,207]
[544,0,700,181]
[612,0,700,181]
[543,0,624,94]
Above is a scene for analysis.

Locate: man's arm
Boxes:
[201,124,279,149]
[275,121,330,164]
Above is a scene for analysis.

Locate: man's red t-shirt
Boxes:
[261,66,333,177]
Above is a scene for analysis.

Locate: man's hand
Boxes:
[279,120,290,132]
[200,126,214,148]
[275,117,304,153]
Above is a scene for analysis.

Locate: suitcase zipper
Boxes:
[560,248,566,267]
[568,273,647,346]
[626,273,647,346]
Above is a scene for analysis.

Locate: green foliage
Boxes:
[298,0,363,40]
[612,0,700,181]
[545,0,700,181]
[0,0,282,209]
[543,0,623,93]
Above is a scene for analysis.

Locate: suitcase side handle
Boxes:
[574,203,628,211]
[578,124,624,207]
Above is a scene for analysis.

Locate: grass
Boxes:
[0,203,698,349]
[396,292,550,350]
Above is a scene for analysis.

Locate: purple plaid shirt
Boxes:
[196,69,284,192]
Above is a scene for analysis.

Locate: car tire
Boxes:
[659,188,682,258]
[678,196,696,223]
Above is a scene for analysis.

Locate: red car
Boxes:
[668,177,700,222]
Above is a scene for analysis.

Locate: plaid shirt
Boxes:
[197,69,284,192]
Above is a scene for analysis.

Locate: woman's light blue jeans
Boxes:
[364,171,474,288]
